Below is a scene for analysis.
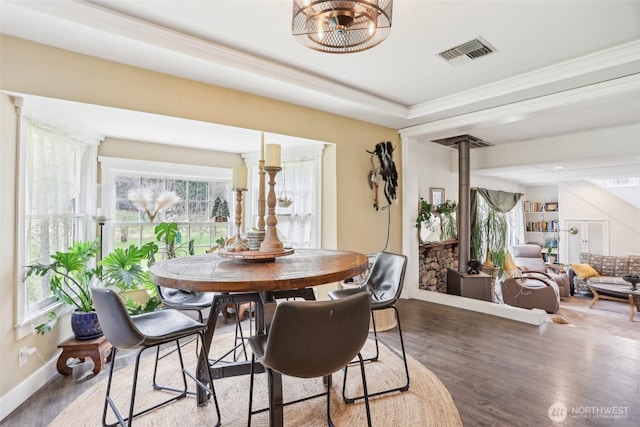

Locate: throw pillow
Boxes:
[570,263,599,279]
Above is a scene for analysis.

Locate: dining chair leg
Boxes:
[326,381,334,427]
[341,306,410,403]
[370,310,381,362]
[356,353,373,427]
[183,332,221,426]
[393,306,410,392]
[197,331,221,427]
[102,347,122,427]
[247,354,256,427]
[151,339,194,395]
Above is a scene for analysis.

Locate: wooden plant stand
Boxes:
[56,335,112,376]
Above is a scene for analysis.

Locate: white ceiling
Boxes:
[1,0,639,184]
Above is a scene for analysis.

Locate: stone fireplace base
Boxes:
[419,240,458,293]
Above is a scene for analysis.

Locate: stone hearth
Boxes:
[419,240,458,293]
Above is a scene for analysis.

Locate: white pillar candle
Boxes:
[232,166,247,189]
[260,132,265,161]
[265,144,281,167]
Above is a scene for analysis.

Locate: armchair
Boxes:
[511,244,570,297]
[501,275,560,313]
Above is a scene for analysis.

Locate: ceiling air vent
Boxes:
[431,134,493,149]
[437,37,496,66]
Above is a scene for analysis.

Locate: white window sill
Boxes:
[15,302,73,340]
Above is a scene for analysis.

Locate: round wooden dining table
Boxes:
[150,248,368,293]
[149,248,368,426]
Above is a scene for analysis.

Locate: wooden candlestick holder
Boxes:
[258,159,266,231]
[227,188,248,252]
[260,166,284,252]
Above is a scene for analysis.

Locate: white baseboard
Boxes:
[407,289,547,325]
[0,356,58,421]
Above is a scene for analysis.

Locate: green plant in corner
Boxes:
[415,198,433,229]
[25,240,100,334]
[435,199,458,240]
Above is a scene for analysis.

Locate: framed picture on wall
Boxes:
[430,187,445,206]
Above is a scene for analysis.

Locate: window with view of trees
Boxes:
[100,159,232,260]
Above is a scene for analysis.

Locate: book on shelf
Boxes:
[524,201,547,213]
[526,220,559,232]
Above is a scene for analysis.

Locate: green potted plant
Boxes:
[25,240,103,339]
[435,199,458,240]
[547,246,555,264]
[100,242,162,314]
[26,238,164,338]
[470,204,508,281]
[154,222,194,259]
[415,198,433,229]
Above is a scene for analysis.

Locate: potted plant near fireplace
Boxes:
[435,199,458,240]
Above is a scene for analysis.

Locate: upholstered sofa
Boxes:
[568,253,640,294]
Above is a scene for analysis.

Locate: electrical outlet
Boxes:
[19,346,36,367]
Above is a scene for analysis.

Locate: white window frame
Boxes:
[99,157,232,255]
[14,98,100,339]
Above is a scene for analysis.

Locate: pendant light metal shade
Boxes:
[292,1,393,54]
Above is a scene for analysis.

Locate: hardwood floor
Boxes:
[2,295,639,426]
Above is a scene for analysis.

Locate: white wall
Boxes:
[560,181,640,256]
[413,141,523,204]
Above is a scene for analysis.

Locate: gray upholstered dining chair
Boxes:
[328,251,409,402]
[247,291,372,427]
[90,286,220,427]
[154,287,249,363]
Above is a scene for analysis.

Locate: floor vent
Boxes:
[431,134,493,149]
[437,37,496,66]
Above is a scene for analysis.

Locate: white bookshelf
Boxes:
[524,186,560,262]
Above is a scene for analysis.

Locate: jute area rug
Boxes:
[49,334,461,426]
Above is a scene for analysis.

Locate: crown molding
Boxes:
[9,1,639,130]
[399,73,640,139]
